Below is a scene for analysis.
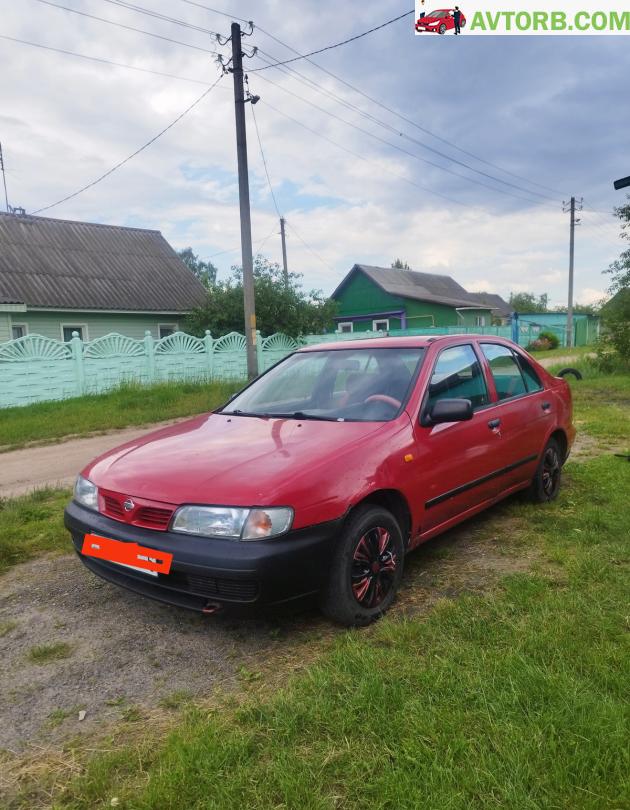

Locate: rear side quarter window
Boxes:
[480,343,528,400]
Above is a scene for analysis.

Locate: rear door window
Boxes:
[427,345,488,410]
[481,344,527,400]
[515,354,543,392]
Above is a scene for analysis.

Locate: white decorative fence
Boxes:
[0,330,299,409]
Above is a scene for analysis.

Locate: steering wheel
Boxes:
[363,394,402,411]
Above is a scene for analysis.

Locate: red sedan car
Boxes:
[416,9,466,34]
[66,336,574,626]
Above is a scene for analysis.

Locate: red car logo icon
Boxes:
[416,8,466,34]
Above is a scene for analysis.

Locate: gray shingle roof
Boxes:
[0,212,207,312]
[332,264,495,310]
[464,292,512,318]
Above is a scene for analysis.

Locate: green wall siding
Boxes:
[333,271,492,329]
[0,314,9,343]
[12,311,184,341]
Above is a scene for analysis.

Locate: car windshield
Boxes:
[428,10,447,17]
[221,347,425,422]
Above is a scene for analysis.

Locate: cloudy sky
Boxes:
[1,0,628,305]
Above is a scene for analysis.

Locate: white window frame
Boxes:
[337,322,354,334]
[474,316,486,327]
[60,323,89,342]
[372,319,389,332]
[158,322,179,338]
[10,322,28,340]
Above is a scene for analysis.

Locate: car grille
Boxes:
[134,506,172,530]
[100,491,175,531]
[168,571,260,602]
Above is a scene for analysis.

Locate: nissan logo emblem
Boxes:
[123,498,135,512]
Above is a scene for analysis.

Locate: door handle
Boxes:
[488,418,501,429]
[541,401,551,411]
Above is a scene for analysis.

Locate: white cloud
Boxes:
[0,0,626,306]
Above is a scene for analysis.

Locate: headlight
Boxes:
[171,506,293,541]
[74,475,99,511]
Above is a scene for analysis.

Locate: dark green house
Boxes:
[331,265,501,333]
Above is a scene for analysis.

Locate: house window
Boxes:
[474,316,486,327]
[61,325,88,342]
[11,324,27,340]
[158,323,178,339]
[372,319,389,332]
[337,322,353,334]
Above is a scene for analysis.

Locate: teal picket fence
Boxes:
[0,324,565,410]
[0,330,299,409]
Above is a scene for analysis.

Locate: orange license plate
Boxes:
[82,534,173,575]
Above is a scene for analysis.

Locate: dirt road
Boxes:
[0,419,189,498]
[0,505,530,753]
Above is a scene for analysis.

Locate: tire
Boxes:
[530,437,563,503]
[557,367,583,380]
[438,23,446,34]
[319,505,404,627]
[460,19,466,27]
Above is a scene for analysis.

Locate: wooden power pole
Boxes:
[563,196,582,349]
[230,22,258,379]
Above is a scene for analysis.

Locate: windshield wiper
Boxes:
[220,409,270,419]
[257,411,345,421]
[220,409,342,421]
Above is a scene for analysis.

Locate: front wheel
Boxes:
[530,438,563,502]
[320,505,404,627]
[438,23,447,34]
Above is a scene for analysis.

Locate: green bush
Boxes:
[526,330,559,352]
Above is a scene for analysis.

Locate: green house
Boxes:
[0,212,206,344]
[331,265,500,333]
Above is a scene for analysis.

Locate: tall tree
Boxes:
[177,247,218,288]
[186,256,338,338]
[509,291,549,313]
[391,258,412,270]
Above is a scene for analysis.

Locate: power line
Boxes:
[177,0,250,24]
[252,26,566,198]
[249,102,282,218]
[0,34,215,86]
[34,0,218,54]
[95,0,221,38]
[254,71,553,207]
[259,96,466,208]
[253,50,557,204]
[285,219,336,275]
[248,10,414,72]
[31,72,224,214]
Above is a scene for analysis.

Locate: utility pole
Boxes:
[280,216,289,287]
[230,22,258,379]
[0,143,9,213]
[562,196,582,348]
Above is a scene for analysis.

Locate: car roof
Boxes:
[298,334,515,352]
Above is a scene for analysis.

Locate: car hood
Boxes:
[84,412,391,508]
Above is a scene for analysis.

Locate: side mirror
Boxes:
[422,398,473,426]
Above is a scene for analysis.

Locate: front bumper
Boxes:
[65,500,342,613]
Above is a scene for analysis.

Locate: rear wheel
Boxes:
[530,437,563,502]
[320,505,404,627]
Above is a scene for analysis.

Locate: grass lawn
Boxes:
[39,454,628,810]
[0,488,70,574]
[2,369,629,809]
[0,379,243,452]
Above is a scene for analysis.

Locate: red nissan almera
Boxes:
[416,9,466,34]
[66,336,574,626]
